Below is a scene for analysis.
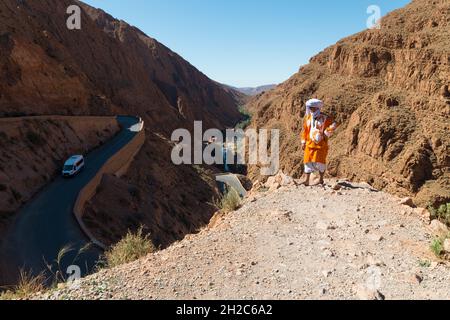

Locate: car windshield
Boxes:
[63,165,74,171]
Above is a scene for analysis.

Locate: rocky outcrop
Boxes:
[0,0,241,130]
[248,0,449,206]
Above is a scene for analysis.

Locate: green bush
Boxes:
[431,238,444,257]
[104,228,156,268]
[430,232,450,259]
[428,203,450,226]
[418,260,431,268]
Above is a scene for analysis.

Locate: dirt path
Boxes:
[38,181,450,300]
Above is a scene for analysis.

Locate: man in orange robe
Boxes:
[300,99,337,186]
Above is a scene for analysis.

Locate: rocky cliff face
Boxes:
[0,1,242,246]
[248,0,449,206]
[0,0,241,129]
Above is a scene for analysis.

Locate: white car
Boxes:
[62,155,85,177]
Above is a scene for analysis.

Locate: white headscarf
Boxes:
[306,99,324,119]
[306,99,325,144]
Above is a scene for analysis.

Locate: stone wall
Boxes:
[73,124,145,249]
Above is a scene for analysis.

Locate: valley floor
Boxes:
[37,181,450,300]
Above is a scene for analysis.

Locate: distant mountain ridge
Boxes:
[219,84,277,106]
[227,84,277,96]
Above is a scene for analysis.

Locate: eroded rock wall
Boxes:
[248,0,449,206]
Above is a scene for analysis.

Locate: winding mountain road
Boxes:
[0,116,141,285]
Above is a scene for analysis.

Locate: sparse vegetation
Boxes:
[235,106,252,130]
[215,188,242,213]
[44,244,93,284]
[418,259,431,268]
[1,243,99,299]
[428,203,450,260]
[0,270,46,300]
[428,203,450,226]
[104,227,156,268]
[431,238,444,257]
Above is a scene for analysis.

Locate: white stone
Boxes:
[430,220,449,235]
[355,285,385,300]
[316,221,330,231]
[322,270,333,278]
[279,173,294,186]
[265,176,276,187]
[368,234,384,242]
[444,239,450,253]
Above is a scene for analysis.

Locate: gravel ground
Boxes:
[36,181,450,300]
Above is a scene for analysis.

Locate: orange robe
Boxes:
[301,114,337,165]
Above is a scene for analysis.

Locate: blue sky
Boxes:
[82,0,410,87]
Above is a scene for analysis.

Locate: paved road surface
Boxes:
[0,116,140,286]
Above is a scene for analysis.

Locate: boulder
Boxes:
[355,285,385,301]
[265,176,277,188]
[444,239,450,253]
[264,171,295,190]
[430,220,449,235]
[269,182,281,192]
[414,207,431,223]
[278,172,294,186]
